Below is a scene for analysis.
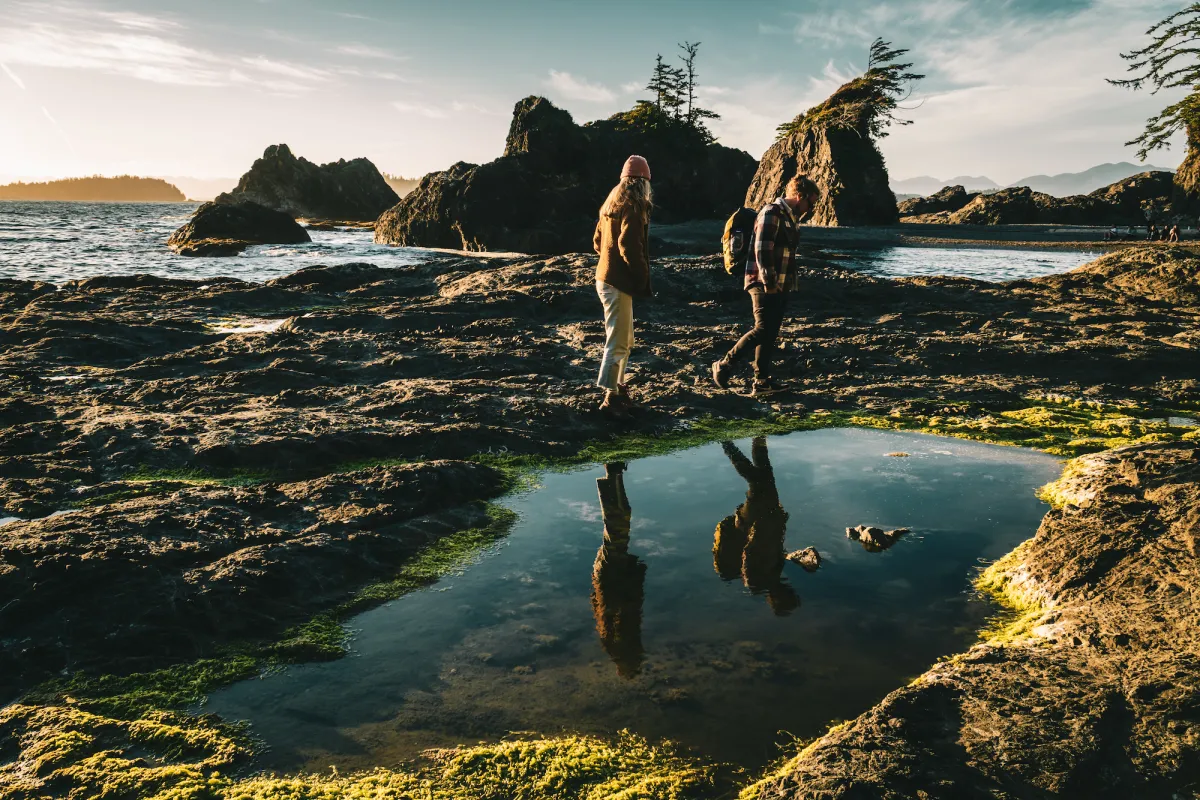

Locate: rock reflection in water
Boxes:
[714,438,801,616]
[591,462,647,678]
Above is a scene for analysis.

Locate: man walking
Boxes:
[711,174,819,396]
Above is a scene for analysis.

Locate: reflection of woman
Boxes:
[713,438,799,616]
[592,461,646,678]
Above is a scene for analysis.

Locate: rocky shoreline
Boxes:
[2,245,1200,797]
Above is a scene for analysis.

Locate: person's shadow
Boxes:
[591,462,647,679]
[713,438,800,616]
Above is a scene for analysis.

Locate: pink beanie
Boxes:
[621,155,651,180]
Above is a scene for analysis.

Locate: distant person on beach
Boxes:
[1169,224,1181,243]
[592,155,653,420]
[592,461,646,678]
[1148,223,1157,241]
[711,174,820,397]
[712,438,798,615]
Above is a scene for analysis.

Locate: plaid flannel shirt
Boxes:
[743,198,799,292]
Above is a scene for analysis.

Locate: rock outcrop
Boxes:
[901,172,1180,226]
[897,185,979,217]
[166,200,310,256]
[745,77,900,226]
[217,144,399,222]
[748,442,1200,797]
[374,96,757,254]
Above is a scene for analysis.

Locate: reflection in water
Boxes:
[592,462,647,678]
[714,438,799,616]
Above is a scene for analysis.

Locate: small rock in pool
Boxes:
[885,451,910,457]
[786,547,822,572]
[846,525,910,552]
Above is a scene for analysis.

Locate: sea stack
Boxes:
[375,95,757,254]
[217,144,399,223]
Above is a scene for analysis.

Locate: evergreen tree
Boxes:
[646,55,682,115]
[1109,4,1200,162]
[677,41,721,132]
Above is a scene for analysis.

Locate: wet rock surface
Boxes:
[0,461,504,697]
[217,143,399,223]
[375,96,756,253]
[1,245,1196,519]
[1,243,1200,786]
[166,200,311,256]
[750,442,1200,798]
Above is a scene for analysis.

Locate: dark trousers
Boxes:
[724,288,788,379]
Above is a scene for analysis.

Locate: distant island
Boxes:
[0,176,186,202]
[382,173,419,197]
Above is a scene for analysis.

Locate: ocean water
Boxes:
[206,428,1061,771]
[0,201,429,284]
[828,244,1101,282]
[0,201,1096,285]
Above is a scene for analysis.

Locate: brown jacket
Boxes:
[593,211,651,297]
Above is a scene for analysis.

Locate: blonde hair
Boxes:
[599,176,653,220]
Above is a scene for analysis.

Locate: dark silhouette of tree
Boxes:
[646,54,684,117]
[677,41,721,132]
[775,38,923,141]
[1109,4,1200,169]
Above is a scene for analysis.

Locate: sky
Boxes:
[0,0,1191,185]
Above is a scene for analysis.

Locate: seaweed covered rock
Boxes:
[166,200,310,256]
[374,96,756,254]
[897,185,979,217]
[217,144,399,222]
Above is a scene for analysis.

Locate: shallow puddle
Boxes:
[206,429,1061,771]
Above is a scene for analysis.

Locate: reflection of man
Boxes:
[713,438,799,616]
[592,461,646,678]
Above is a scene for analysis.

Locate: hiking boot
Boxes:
[617,382,636,405]
[711,359,731,390]
[600,391,632,420]
[751,377,783,397]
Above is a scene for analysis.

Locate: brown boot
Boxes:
[600,390,631,420]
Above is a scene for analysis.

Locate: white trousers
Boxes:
[596,280,634,391]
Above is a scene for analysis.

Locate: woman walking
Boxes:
[593,155,653,419]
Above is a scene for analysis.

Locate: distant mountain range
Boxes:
[892,162,1174,198]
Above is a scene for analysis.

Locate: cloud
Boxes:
[331,43,406,60]
[393,100,448,119]
[0,4,331,93]
[241,56,329,82]
[621,80,642,94]
[545,69,616,103]
[391,99,504,119]
[1,62,25,90]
